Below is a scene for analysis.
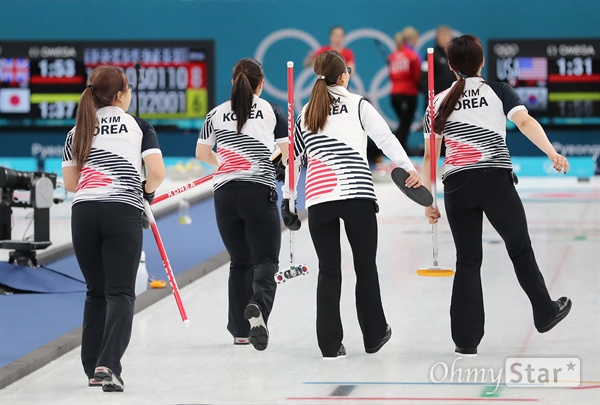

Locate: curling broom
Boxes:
[274,61,309,284]
[417,48,454,277]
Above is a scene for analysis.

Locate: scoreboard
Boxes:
[488,38,600,126]
[0,40,214,129]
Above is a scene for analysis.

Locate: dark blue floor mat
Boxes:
[0,262,86,293]
[0,293,85,367]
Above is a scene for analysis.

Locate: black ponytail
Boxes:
[230,58,264,133]
[434,35,484,132]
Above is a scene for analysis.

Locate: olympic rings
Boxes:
[253,27,462,125]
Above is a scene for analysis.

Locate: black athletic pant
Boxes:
[443,169,557,348]
[214,181,280,338]
[308,199,388,356]
[390,94,417,152]
[72,202,142,378]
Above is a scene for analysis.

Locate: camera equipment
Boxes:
[0,166,58,266]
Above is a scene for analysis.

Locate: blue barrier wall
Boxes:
[1,0,599,157]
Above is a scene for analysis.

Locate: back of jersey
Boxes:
[198,95,287,191]
[62,105,161,210]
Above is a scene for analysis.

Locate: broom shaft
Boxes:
[432,224,439,267]
[427,48,440,267]
[287,61,295,268]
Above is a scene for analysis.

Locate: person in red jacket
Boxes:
[388,27,421,152]
[304,26,356,73]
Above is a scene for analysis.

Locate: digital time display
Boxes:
[488,38,600,126]
[0,40,214,129]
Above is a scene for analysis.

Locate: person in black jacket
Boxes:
[420,25,456,96]
[420,25,456,157]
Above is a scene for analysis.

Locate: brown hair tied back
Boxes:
[73,66,128,166]
[230,58,264,133]
[433,35,484,132]
[304,51,346,133]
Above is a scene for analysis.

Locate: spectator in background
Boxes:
[421,25,456,96]
[304,26,356,73]
[421,25,456,157]
[388,27,421,152]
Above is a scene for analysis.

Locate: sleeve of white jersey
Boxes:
[197,108,216,146]
[360,99,415,172]
[423,94,443,139]
[62,128,76,167]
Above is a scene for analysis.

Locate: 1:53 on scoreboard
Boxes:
[0,40,214,130]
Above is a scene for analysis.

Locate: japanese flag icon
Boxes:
[0,88,31,113]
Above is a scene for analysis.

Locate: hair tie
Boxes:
[456,71,468,80]
[316,75,326,80]
[87,84,95,91]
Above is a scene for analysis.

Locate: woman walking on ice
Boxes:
[422,35,572,356]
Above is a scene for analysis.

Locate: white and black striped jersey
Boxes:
[197,95,288,191]
[284,85,415,208]
[62,106,162,211]
[424,77,526,179]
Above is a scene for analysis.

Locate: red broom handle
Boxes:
[287,61,295,211]
[143,200,190,325]
[427,48,437,209]
[151,174,214,205]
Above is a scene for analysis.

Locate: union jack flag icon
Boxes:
[1,58,30,84]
